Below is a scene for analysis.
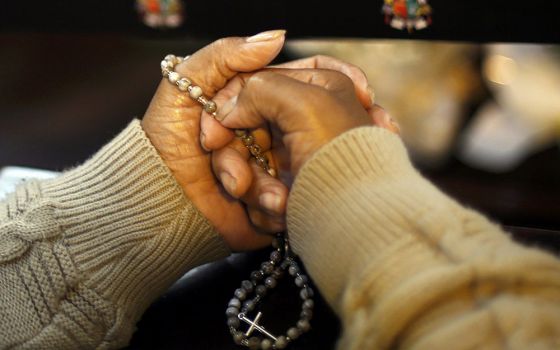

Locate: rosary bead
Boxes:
[247,337,261,350]
[241,280,254,293]
[168,72,180,84]
[256,156,268,169]
[300,287,314,300]
[264,276,277,289]
[228,298,241,309]
[204,100,217,113]
[288,265,299,276]
[271,237,281,249]
[235,129,247,137]
[197,95,209,106]
[275,336,288,349]
[249,144,262,157]
[270,251,281,263]
[297,319,311,332]
[260,338,273,349]
[177,78,191,91]
[295,275,308,287]
[256,285,267,296]
[242,134,255,146]
[301,309,313,320]
[233,331,245,345]
[243,300,255,312]
[260,261,274,274]
[226,306,239,317]
[227,316,240,328]
[287,327,300,340]
[161,68,170,77]
[251,270,264,281]
[189,85,203,99]
[161,60,171,69]
[234,288,247,301]
[165,54,176,62]
[303,299,314,310]
[272,268,284,280]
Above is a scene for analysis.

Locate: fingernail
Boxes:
[384,113,401,134]
[259,192,282,214]
[367,85,376,105]
[216,95,237,122]
[200,132,210,152]
[267,168,277,178]
[220,172,237,196]
[246,29,286,43]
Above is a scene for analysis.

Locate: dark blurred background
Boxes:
[1,1,559,349]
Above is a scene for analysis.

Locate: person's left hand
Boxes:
[141,31,374,251]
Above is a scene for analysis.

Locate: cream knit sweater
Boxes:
[1,120,559,349]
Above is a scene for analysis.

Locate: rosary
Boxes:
[161,54,314,349]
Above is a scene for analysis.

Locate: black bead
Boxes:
[260,261,274,274]
[256,285,267,296]
[227,316,240,328]
[243,300,255,311]
[270,251,282,263]
[241,280,254,293]
[250,270,264,281]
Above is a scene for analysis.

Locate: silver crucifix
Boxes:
[238,312,277,341]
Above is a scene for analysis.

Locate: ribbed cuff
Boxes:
[41,120,229,322]
[287,127,459,309]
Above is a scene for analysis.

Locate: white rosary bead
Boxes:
[165,54,176,62]
[168,72,180,84]
[177,78,191,91]
[160,60,171,70]
[189,85,203,99]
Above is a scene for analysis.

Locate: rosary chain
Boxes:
[161,54,313,350]
[161,54,275,177]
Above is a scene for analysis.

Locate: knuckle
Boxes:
[312,54,329,65]
[245,71,275,90]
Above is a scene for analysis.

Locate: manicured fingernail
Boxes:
[200,132,210,152]
[367,85,376,105]
[216,95,237,122]
[246,30,286,43]
[220,172,237,196]
[259,192,282,214]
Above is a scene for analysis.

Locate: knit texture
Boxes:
[0,120,229,349]
[288,126,560,349]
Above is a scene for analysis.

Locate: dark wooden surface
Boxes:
[1,33,559,349]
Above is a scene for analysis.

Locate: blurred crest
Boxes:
[382,0,432,32]
[136,0,184,29]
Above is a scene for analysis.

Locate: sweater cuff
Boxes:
[41,120,229,321]
[287,126,457,309]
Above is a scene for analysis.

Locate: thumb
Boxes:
[169,30,286,98]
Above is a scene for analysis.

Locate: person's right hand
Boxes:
[215,68,374,173]
[206,68,399,232]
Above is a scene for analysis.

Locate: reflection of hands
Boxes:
[206,67,399,233]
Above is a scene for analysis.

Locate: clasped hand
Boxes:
[141,30,399,251]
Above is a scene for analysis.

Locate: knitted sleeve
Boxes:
[287,126,560,350]
[0,120,230,349]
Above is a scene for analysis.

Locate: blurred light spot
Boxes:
[484,55,518,85]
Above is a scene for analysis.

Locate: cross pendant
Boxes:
[238,312,277,341]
